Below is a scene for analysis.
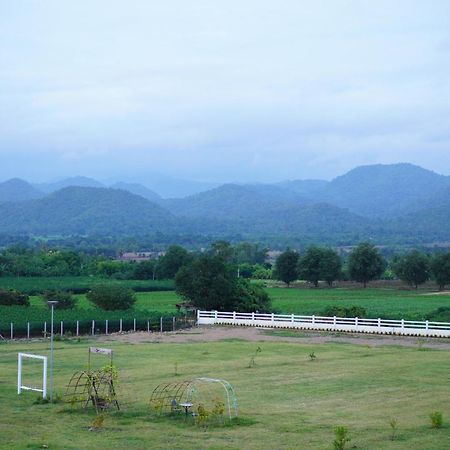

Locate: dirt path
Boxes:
[98,325,450,350]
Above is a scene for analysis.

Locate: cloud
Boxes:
[0,0,450,182]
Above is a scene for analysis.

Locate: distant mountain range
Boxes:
[0,163,449,245]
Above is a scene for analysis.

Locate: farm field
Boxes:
[2,287,450,332]
[268,287,450,321]
[0,276,174,294]
[1,330,450,449]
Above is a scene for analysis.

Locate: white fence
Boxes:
[197,311,450,338]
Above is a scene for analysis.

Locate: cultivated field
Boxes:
[1,327,450,449]
[2,287,450,332]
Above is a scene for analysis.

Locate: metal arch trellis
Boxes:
[149,380,192,414]
[64,347,119,411]
[65,369,119,411]
[149,377,238,419]
[186,378,238,419]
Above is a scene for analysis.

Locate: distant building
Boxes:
[116,251,165,262]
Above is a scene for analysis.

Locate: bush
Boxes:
[430,411,443,428]
[322,306,367,318]
[86,285,137,310]
[42,290,77,310]
[333,426,350,450]
[0,289,29,307]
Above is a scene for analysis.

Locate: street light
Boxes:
[47,300,58,403]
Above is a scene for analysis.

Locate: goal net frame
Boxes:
[17,353,48,399]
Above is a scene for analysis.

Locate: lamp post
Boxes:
[47,300,58,403]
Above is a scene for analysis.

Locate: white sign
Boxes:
[89,347,113,355]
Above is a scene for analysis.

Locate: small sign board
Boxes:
[89,347,113,355]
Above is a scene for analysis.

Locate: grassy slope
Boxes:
[1,338,450,449]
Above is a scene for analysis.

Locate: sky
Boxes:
[1,0,450,183]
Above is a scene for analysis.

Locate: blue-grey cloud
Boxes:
[1,0,450,182]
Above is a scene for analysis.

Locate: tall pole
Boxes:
[50,303,54,403]
[48,300,58,403]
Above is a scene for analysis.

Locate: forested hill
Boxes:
[0,187,176,235]
[310,163,450,218]
[0,163,449,245]
[0,178,44,202]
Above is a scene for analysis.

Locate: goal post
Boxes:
[18,353,48,399]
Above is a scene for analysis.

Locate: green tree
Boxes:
[156,245,192,279]
[275,250,299,287]
[175,254,236,311]
[298,247,341,287]
[175,254,271,312]
[430,251,450,290]
[348,242,385,288]
[42,290,77,310]
[0,289,29,306]
[133,260,157,280]
[87,285,136,310]
[298,246,322,287]
[320,248,342,287]
[393,250,430,289]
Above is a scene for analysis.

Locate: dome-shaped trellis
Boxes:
[65,369,119,411]
[149,377,237,420]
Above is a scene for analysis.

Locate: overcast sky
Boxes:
[1,0,450,183]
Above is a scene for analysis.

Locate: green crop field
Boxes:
[2,287,450,333]
[268,287,450,320]
[1,334,450,449]
[0,276,174,295]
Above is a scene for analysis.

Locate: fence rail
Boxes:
[1,315,195,340]
[197,311,450,338]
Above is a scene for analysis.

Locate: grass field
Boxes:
[2,288,450,332]
[1,334,450,449]
[0,276,174,294]
[268,287,450,320]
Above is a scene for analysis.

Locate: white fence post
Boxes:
[91,320,95,335]
[27,322,30,339]
[105,320,108,335]
[378,318,381,328]
[172,316,175,331]
[401,319,404,331]
[160,317,163,332]
[147,320,150,333]
[60,321,63,336]
[426,320,429,330]
[44,322,47,337]
[355,317,359,327]
[76,321,79,336]
[10,322,13,340]
[119,319,123,333]
[333,316,336,326]
[133,318,136,332]
[312,315,315,325]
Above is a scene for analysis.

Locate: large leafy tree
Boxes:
[175,253,271,312]
[156,245,192,279]
[393,250,430,289]
[430,251,450,290]
[298,246,322,287]
[298,246,342,287]
[275,250,299,287]
[348,242,385,288]
[319,248,342,287]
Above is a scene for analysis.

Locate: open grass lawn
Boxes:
[1,335,450,449]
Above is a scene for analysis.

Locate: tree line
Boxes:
[274,243,450,290]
